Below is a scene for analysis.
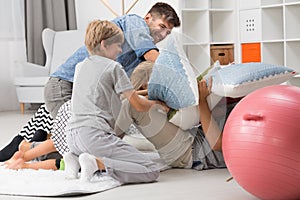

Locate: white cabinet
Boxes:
[179,0,237,75]
[240,9,262,42]
[239,0,300,72]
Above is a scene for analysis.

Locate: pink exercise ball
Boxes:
[223,85,300,200]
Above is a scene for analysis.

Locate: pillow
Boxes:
[148,36,224,130]
[206,62,296,98]
[168,105,199,130]
[197,60,221,81]
[168,61,223,130]
[148,35,198,109]
[123,125,156,152]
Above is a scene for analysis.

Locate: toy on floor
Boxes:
[222,85,300,200]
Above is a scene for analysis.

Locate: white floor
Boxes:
[0,110,258,200]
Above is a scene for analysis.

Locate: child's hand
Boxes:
[136,89,148,97]
[155,101,170,113]
[198,77,212,103]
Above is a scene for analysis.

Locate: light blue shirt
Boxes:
[51,14,158,82]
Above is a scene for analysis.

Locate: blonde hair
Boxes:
[130,61,153,90]
[85,20,124,55]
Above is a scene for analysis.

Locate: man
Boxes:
[44,2,180,118]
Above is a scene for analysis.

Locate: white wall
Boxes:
[75,0,179,30]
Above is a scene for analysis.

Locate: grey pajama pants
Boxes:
[66,126,159,184]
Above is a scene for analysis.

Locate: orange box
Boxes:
[241,43,261,63]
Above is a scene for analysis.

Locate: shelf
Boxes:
[181,9,207,12]
[286,41,300,72]
[262,42,284,65]
[209,9,234,12]
[285,38,300,42]
[210,11,235,43]
[261,0,283,6]
[285,2,300,6]
[182,11,209,44]
[210,41,236,45]
[239,0,260,10]
[261,7,284,41]
[285,0,300,4]
[261,39,285,43]
[261,3,284,8]
[183,42,209,46]
[211,0,235,9]
[182,0,209,9]
[183,45,210,75]
[285,4,300,39]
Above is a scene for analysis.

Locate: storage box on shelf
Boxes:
[241,43,261,63]
[210,44,234,65]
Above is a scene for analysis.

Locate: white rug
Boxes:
[0,166,121,197]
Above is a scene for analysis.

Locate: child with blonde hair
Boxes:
[64,20,168,183]
[4,61,155,172]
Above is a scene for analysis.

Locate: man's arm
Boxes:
[143,49,160,63]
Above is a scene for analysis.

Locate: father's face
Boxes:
[145,13,174,44]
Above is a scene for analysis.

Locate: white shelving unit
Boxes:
[239,0,300,72]
[179,0,237,75]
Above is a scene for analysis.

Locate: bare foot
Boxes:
[18,140,31,152]
[4,151,25,170]
[96,158,106,171]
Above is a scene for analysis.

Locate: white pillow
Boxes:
[168,105,199,131]
[168,61,223,130]
[124,125,156,152]
[206,62,296,98]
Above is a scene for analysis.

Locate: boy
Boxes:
[64,20,168,184]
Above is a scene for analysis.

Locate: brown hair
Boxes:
[85,20,124,55]
[147,2,180,27]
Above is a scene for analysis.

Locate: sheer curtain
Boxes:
[0,0,26,111]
